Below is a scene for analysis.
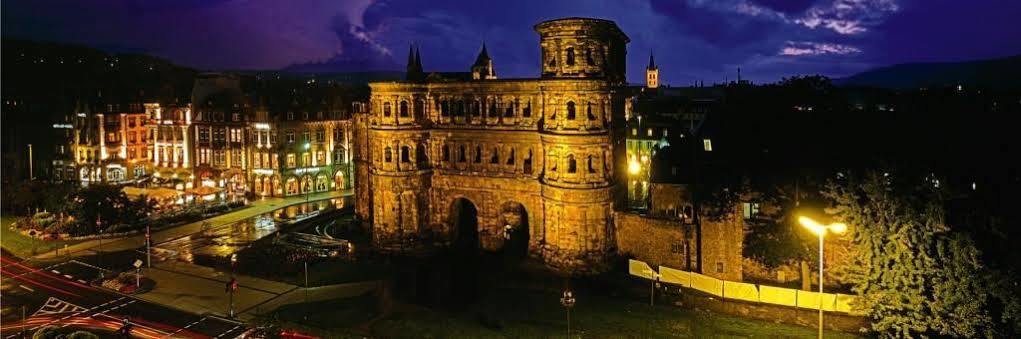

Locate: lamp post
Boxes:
[229,253,237,318]
[304,142,311,209]
[560,288,576,338]
[798,216,847,339]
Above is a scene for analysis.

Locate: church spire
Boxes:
[406,44,424,81]
[645,52,660,89]
[647,52,657,70]
[471,42,496,80]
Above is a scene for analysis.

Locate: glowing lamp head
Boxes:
[798,216,848,237]
[628,160,641,175]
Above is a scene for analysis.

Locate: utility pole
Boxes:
[304,261,309,320]
[27,144,34,180]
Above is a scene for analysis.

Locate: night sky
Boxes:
[3,0,1020,84]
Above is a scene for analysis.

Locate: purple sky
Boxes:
[3,0,1020,84]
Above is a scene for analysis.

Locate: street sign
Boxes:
[133,259,143,268]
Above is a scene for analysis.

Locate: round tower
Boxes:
[535,18,630,84]
[534,18,628,274]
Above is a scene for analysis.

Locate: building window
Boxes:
[199,149,210,164]
[566,101,576,120]
[198,129,209,142]
[566,47,575,66]
[587,102,596,120]
[232,149,242,167]
[317,111,323,119]
[302,152,311,166]
[490,148,499,164]
[316,151,325,164]
[401,146,410,163]
[507,149,515,165]
[286,131,295,143]
[413,100,424,118]
[253,153,262,168]
[214,151,225,166]
[716,262,724,274]
[442,145,450,162]
[384,147,393,162]
[316,129,325,142]
[523,101,531,117]
[399,101,409,117]
[742,202,760,219]
[383,102,391,117]
[458,145,466,163]
[287,112,294,120]
[567,155,577,173]
[232,113,240,122]
[474,146,482,163]
[287,154,296,168]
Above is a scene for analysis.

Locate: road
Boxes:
[0,253,248,338]
[2,191,349,338]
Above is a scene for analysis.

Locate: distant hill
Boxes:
[834,55,1021,89]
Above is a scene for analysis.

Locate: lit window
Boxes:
[287,154,296,168]
[742,202,760,219]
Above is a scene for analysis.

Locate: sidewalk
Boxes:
[136,258,377,320]
[34,190,348,261]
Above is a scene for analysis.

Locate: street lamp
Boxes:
[229,253,238,318]
[304,142,312,210]
[798,215,847,339]
[560,288,576,338]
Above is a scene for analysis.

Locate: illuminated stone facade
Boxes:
[358,18,630,274]
[67,102,152,185]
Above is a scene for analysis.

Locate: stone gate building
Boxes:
[356,17,632,274]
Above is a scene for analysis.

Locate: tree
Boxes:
[825,171,1020,337]
[66,184,135,234]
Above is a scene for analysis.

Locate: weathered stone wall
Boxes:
[649,183,692,219]
[614,212,693,270]
[614,209,744,281]
[700,206,745,281]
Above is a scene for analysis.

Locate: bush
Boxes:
[32,326,59,339]
[66,331,99,339]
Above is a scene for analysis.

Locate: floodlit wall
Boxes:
[626,259,862,315]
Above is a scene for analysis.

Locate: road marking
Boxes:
[19,284,34,292]
[214,325,243,338]
[164,317,207,338]
[37,297,125,330]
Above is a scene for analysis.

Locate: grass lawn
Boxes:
[0,215,80,259]
[265,284,860,338]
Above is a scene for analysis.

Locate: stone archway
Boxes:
[500,201,529,259]
[450,197,479,252]
[334,171,345,190]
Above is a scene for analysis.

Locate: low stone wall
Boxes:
[667,288,867,333]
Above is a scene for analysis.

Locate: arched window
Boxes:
[413,100,424,118]
[472,100,481,117]
[507,148,516,165]
[442,145,451,162]
[490,148,500,164]
[489,101,498,117]
[549,151,557,172]
[548,58,556,68]
[523,150,533,174]
[566,101,576,120]
[417,144,428,164]
[399,101,409,117]
[567,154,577,173]
[588,155,596,173]
[401,146,410,163]
[383,102,391,117]
[441,100,449,117]
[523,101,531,117]
[587,102,596,120]
[384,147,392,162]
[566,48,575,66]
[458,145,467,163]
[586,49,594,65]
[474,146,482,163]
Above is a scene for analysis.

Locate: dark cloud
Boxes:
[2,0,1019,82]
